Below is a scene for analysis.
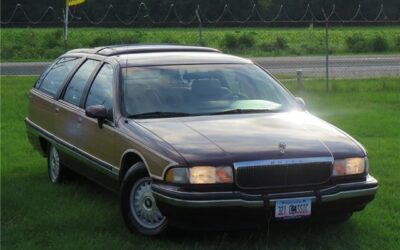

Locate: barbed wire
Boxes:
[1,2,399,25]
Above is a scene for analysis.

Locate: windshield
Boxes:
[121,64,299,118]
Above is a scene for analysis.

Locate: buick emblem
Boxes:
[278,142,286,154]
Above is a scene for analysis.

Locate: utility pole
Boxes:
[63,0,86,51]
[64,0,69,51]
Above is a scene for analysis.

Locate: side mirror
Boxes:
[295,97,306,110]
[85,105,107,128]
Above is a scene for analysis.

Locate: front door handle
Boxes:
[78,117,83,123]
[55,107,60,113]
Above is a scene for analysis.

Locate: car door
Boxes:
[54,59,101,170]
[78,63,119,186]
[29,57,81,135]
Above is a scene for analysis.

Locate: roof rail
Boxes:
[95,44,220,56]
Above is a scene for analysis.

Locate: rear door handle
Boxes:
[78,117,83,123]
[55,107,60,113]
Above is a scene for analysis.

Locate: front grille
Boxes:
[234,158,333,189]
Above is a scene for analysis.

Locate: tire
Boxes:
[120,162,168,236]
[47,144,69,183]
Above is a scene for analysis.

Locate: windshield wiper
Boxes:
[128,109,276,118]
[127,111,192,119]
[208,109,275,115]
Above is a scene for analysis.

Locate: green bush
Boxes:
[300,43,321,54]
[394,35,400,50]
[345,33,371,53]
[89,35,112,47]
[1,27,399,61]
[238,33,256,48]
[88,32,139,46]
[222,33,239,49]
[275,36,288,50]
[221,32,256,50]
[161,37,179,44]
[371,34,389,52]
[259,42,273,51]
[259,37,288,52]
[113,35,139,45]
[42,30,63,48]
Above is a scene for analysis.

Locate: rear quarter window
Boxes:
[37,57,80,96]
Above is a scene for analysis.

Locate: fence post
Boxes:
[296,69,303,91]
[195,5,203,46]
[324,16,329,91]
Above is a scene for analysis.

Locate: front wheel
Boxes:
[120,162,168,235]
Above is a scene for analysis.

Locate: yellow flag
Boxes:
[68,0,85,7]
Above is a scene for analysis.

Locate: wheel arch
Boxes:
[119,149,153,183]
[39,136,50,157]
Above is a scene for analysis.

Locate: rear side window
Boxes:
[38,57,80,96]
[63,59,99,106]
[85,64,114,120]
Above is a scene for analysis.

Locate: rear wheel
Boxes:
[47,145,68,183]
[121,162,167,235]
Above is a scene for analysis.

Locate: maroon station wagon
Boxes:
[26,45,378,235]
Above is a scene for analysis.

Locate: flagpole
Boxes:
[64,0,69,51]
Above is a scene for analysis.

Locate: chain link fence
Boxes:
[1,2,400,87]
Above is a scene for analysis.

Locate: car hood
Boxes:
[132,112,365,166]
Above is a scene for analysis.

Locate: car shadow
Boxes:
[45,171,361,248]
[156,216,359,248]
[64,171,118,198]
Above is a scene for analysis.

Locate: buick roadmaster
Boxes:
[26,45,378,235]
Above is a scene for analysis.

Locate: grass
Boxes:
[1,76,400,249]
[1,26,400,61]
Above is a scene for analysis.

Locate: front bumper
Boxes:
[152,175,378,227]
[153,175,378,208]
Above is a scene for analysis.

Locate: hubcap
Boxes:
[49,146,60,182]
[130,178,166,229]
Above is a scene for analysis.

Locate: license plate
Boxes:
[275,198,312,219]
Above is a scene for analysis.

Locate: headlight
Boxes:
[165,166,233,184]
[332,158,366,176]
[165,168,188,184]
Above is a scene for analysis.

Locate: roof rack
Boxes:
[97,44,220,56]
[67,44,220,56]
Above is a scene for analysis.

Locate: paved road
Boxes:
[254,55,400,78]
[1,55,399,78]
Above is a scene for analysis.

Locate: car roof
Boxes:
[65,44,253,66]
